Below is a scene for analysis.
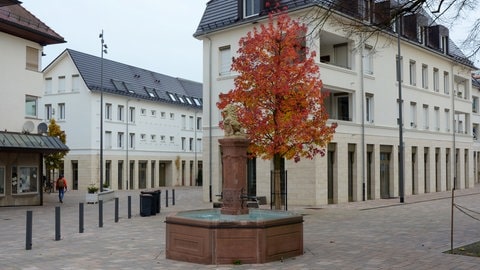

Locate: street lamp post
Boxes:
[396,16,405,203]
[99,30,107,192]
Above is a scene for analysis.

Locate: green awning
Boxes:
[0,132,69,154]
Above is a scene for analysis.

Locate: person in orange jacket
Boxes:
[56,174,67,203]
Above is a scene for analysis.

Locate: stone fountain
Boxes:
[165,107,303,264]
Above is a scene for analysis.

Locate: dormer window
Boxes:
[440,36,448,54]
[168,92,177,102]
[244,0,260,18]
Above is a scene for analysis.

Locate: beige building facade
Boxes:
[194,0,478,206]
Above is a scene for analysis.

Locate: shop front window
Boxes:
[12,166,38,194]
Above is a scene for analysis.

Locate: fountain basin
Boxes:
[165,208,303,264]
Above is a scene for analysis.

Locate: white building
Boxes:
[194,0,478,205]
[41,49,203,192]
[0,1,68,206]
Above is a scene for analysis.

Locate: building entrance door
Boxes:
[380,152,390,199]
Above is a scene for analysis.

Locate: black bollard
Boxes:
[115,198,119,223]
[26,211,32,250]
[55,206,61,241]
[99,200,103,228]
[158,190,162,212]
[79,203,84,233]
[166,190,169,207]
[172,189,175,206]
[128,195,131,219]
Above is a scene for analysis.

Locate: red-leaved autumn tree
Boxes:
[217,11,337,209]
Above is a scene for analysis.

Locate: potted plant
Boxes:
[86,184,99,204]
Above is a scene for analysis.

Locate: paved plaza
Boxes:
[1,185,480,269]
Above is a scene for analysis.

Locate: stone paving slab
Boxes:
[1,186,480,269]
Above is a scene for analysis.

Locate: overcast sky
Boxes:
[21,0,209,83]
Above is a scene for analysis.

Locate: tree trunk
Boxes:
[273,153,282,210]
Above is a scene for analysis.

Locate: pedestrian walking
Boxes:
[56,174,67,203]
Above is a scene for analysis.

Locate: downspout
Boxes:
[206,36,213,202]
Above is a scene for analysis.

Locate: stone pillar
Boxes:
[219,137,250,215]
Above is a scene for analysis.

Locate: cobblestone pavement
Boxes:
[1,185,480,269]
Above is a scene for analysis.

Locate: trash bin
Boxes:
[140,194,153,217]
[141,190,160,215]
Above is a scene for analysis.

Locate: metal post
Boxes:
[128,195,131,219]
[172,189,175,206]
[55,206,61,241]
[99,30,108,192]
[115,197,119,223]
[166,190,169,207]
[79,203,84,233]
[25,211,32,250]
[450,187,455,253]
[396,16,405,203]
[99,200,103,228]
[158,190,162,212]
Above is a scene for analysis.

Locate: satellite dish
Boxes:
[22,121,35,133]
[37,122,48,134]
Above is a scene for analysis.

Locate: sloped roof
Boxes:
[0,132,69,154]
[0,1,65,45]
[65,49,202,108]
[194,0,474,68]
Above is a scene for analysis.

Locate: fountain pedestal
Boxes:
[218,137,250,215]
[166,136,303,264]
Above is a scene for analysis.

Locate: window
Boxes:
[170,113,175,119]
[105,103,112,120]
[12,166,38,194]
[366,94,374,123]
[418,26,426,44]
[444,72,449,94]
[445,109,450,132]
[433,68,439,92]
[244,0,260,18]
[25,95,37,117]
[58,76,66,92]
[0,167,4,195]
[189,116,194,130]
[396,55,403,82]
[129,107,135,123]
[161,112,166,118]
[197,138,202,152]
[58,103,65,120]
[129,133,135,148]
[473,96,479,113]
[181,137,186,151]
[151,134,156,141]
[178,96,186,103]
[170,136,174,143]
[193,98,202,106]
[423,104,429,129]
[140,134,146,141]
[26,46,39,71]
[422,64,428,89]
[45,104,52,120]
[168,93,177,102]
[118,105,124,121]
[151,110,156,117]
[409,60,416,86]
[181,115,186,129]
[363,46,373,74]
[189,138,194,151]
[440,36,448,53]
[160,135,165,142]
[72,74,80,91]
[118,132,124,148]
[197,117,202,130]
[45,78,52,94]
[140,108,146,115]
[410,102,417,128]
[105,131,112,149]
[185,97,193,105]
[334,43,349,68]
[434,107,440,131]
[219,46,232,76]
